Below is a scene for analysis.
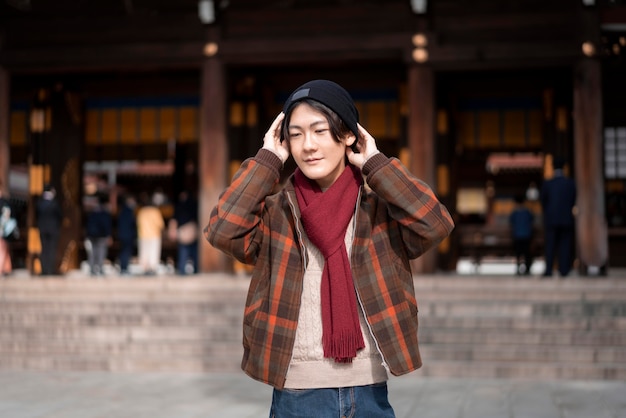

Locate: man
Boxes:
[0,187,13,276]
[86,194,113,276]
[117,193,137,275]
[136,192,165,275]
[171,190,198,275]
[205,80,454,416]
[36,184,62,275]
[541,157,577,277]
[509,194,534,275]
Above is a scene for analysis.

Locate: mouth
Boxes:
[304,157,322,163]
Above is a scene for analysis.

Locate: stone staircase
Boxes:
[415,275,626,380]
[1,273,625,380]
[0,275,248,373]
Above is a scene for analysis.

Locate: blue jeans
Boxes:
[269,382,395,418]
[118,238,134,273]
[177,241,197,274]
[87,237,109,276]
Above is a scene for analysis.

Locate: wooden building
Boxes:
[0,0,624,274]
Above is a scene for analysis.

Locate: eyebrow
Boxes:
[288,120,328,130]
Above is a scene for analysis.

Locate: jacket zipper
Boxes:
[351,188,390,372]
[284,192,308,377]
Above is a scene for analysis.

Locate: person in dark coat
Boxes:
[86,193,113,276]
[36,184,63,275]
[171,190,198,274]
[509,194,534,276]
[0,187,13,276]
[540,157,577,277]
[117,193,137,275]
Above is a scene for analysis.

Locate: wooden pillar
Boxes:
[573,59,608,270]
[407,64,438,273]
[0,67,9,194]
[198,46,229,272]
[46,87,84,273]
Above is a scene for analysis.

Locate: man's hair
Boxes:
[98,193,109,205]
[281,99,352,145]
[553,157,566,170]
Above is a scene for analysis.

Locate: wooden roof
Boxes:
[0,0,621,73]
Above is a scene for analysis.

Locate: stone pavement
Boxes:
[0,370,624,418]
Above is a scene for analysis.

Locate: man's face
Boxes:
[286,103,354,190]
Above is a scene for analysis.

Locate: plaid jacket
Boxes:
[205,149,454,389]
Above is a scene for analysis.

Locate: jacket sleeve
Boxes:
[204,149,283,264]
[362,153,455,259]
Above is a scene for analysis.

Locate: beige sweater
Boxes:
[283,219,388,389]
[136,206,164,239]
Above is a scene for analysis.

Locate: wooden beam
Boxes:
[1,35,582,73]
[218,32,410,64]
[432,11,577,35]
[1,14,204,46]
[428,41,579,67]
[0,41,205,74]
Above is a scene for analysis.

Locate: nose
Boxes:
[302,132,317,151]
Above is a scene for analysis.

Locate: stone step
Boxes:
[0,302,243,317]
[0,350,241,373]
[0,312,242,327]
[424,315,626,331]
[419,328,626,346]
[420,344,626,363]
[419,301,626,318]
[418,361,626,380]
[0,325,240,342]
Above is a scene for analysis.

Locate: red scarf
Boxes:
[294,164,365,363]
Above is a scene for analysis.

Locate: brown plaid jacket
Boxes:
[205,149,454,389]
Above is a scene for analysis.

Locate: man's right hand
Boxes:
[262,112,289,163]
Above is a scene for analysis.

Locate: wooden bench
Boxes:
[457,224,543,270]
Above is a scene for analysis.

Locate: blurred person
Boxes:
[85,193,113,276]
[205,80,454,417]
[541,157,577,277]
[0,187,14,276]
[36,184,62,275]
[509,194,534,276]
[117,193,137,275]
[136,192,165,275]
[169,190,198,275]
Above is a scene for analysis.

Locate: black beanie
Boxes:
[282,80,359,140]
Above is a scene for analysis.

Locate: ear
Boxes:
[344,133,356,148]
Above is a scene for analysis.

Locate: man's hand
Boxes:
[262,112,289,163]
[346,123,380,168]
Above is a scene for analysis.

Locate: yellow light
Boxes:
[203,42,219,57]
[412,33,428,47]
[412,48,428,63]
[582,41,595,57]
